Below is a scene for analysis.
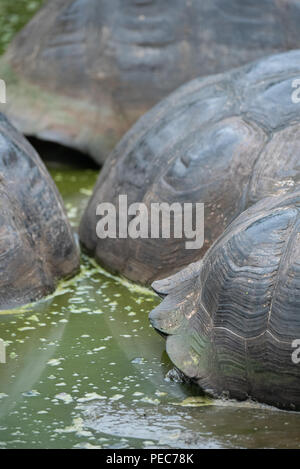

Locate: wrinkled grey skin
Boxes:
[0,113,79,310]
[80,49,300,285]
[150,190,300,411]
[1,0,300,164]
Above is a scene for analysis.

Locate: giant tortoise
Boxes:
[0,113,79,310]
[80,49,300,285]
[150,190,300,411]
[1,0,300,164]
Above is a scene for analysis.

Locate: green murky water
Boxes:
[1,1,300,450]
[0,163,198,449]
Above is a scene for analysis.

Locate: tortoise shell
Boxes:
[80,49,300,285]
[150,190,300,411]
[0,113,79,309]
[1,0,300,164]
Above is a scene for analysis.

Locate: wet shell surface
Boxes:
[150,191,300,411]
[1,0,300,163]
[0,113,79,309]
[80,50,300,285]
